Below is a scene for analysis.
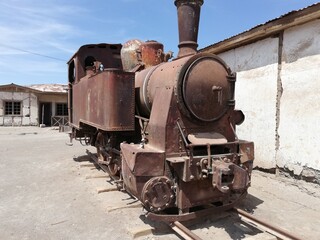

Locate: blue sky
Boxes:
[0,0,318,86]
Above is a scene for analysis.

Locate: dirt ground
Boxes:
[0,127,319,240]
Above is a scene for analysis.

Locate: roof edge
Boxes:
[200,3,320,54]
[0,83,42,93]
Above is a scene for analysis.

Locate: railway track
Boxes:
[169,221,202,240]
[85,151,303,240]
[168,208,303,240]
[233,208,303,240]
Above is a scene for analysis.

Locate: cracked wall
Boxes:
[276,20,320,176]
[215,19,320,178]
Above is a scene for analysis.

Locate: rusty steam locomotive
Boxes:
[68,0,254,221]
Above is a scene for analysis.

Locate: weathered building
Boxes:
[201,3,320,180]
[0,83,68,127]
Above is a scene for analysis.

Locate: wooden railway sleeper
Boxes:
[169,221,203,240]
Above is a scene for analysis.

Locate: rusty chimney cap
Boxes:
[174,0,204,7]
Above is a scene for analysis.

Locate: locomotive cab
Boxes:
[68,44,135,134]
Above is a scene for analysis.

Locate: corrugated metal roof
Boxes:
[200,3,320,53]
[258,2,320,26]
[28,84,68,93]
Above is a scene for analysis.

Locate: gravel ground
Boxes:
[0,127,319,240]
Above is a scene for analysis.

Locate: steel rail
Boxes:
[86,150,121,182]
[234,208,303,240]
[169,221,203,240]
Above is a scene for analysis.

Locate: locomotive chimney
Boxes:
[174,0,203,58]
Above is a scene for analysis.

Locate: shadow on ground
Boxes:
[73,153,265,239]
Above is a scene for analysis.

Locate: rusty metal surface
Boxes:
[140,40,164,68]
[121,142,166,199]
[68,43,123,84]
[170,221,203,240]
[120,143,165,176]
[141,176,175,212]
[121,40,171,72]
[239,140,255,163]
[176,53,235,123]
[72,70,135,131]
[135,55,190,118]
[121,39,143,72]
[175,0,203,57]
[182,56,231,121]
[234,208,304,240]
[68,0,255,221]
[131,47,253,214]
[146,192,247,222]
[135,53,234,123]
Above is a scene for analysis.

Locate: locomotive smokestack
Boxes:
[174,0,203,58]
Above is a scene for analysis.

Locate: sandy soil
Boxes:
[0,127,319,239]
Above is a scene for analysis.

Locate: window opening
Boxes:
[4,101,21,115]
[56,103,68,116]
[84,56,96,68]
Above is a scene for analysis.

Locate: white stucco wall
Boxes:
[213,19,320,174]
[277,20,320,173]
[218,38,279,169]
[0,92,38,126]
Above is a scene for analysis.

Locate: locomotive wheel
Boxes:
[95,132,120,177]
[141,176,175,212]
[95,132,106,162]
[107,160,120,176]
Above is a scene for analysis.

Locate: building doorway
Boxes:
[39,102,52,126]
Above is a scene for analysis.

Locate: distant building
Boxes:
[201,3,320,179]
[0,83,68,127]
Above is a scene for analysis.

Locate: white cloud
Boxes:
[0,1,89,84]
[0,1,85,55]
